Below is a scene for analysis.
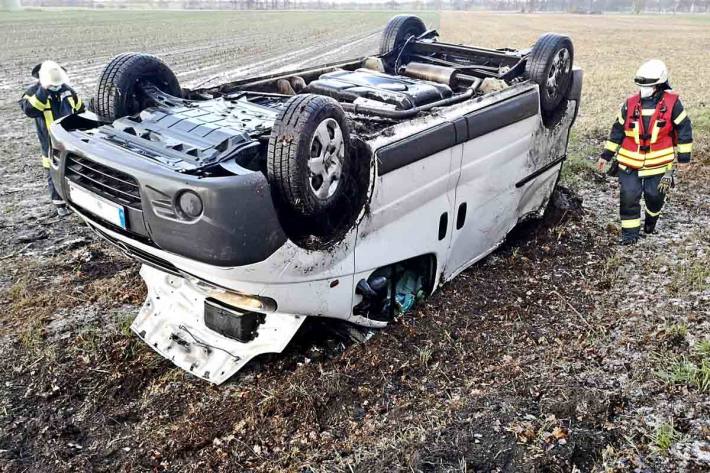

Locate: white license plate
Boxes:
[68,183,127,229]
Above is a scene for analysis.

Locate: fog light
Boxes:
[176,190,203,219]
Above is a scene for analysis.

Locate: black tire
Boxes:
[379,15,426,56]
[95,52,181,122]
[267,94,352,219]
[526,33,574,114]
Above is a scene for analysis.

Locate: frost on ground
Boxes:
[1,9,709,473]
[1,163,707,471]
[575,165,710,472]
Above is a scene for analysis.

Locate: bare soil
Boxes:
[1,10,708,473]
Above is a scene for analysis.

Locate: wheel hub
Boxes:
[308,118,345,201]
[546,48,571,97]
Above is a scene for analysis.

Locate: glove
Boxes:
[600,149,614,162]
[658,169,675,193]
[606,158,619,177]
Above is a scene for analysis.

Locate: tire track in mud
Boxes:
[182,30,380,89]
[0,28,381,107]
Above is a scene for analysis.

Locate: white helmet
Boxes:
[38,61,69,90]
[634,59,668,87]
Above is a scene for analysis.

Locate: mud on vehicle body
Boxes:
[48,16,582,383]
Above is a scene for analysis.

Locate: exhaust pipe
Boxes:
[402,62,458,87]
[340,77,482,119]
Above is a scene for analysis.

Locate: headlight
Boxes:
[175,190,203,219]
[209,291,277,313]
[181,273,277,313]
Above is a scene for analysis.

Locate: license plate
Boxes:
[68,183,127,229]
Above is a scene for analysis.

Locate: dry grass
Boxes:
[1,11,708,472]
[2,245,144,336]
[441,12,710,164]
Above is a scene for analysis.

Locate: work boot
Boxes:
[56,205,70,218]
[619,235,638,246]
[619,229,639,246]
[644,218,657,235]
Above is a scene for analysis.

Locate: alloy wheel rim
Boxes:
[308,118,345,201]
[546,48,571,98]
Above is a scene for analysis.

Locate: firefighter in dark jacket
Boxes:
[19,61,85,217]
[597,59,693,245]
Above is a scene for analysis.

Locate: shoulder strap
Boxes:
[625,93,641,120]
[661,90,678,113]
[626,93,641,110]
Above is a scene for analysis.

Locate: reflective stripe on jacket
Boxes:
[617,91,678,171]
[602,88,693,177]
[19,83,84,166]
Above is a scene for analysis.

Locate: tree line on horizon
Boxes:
[12,0,710,13]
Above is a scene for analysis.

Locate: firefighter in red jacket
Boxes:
[19,61,84,217]
[597,60,693,245]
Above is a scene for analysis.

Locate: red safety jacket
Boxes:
[617,91,678,171]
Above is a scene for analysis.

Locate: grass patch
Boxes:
[656,347,710,392]
[1,246,144,349]
[72,327,104,355]
[18,317,44,352]
[651,421,681,454]
[668,258,710,294]
[667,322,688,340]
[693,106,710,132]
[119,313,134,337]
[417,345,433,367]
[694,339,710,357]
[599,253,623,288]
[561,132,598,187]
[684,101,709,164]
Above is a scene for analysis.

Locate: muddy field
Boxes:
[1,10,709,472]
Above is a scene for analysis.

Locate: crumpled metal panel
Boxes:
[132,265,305,384]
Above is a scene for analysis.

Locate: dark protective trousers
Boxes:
[618,169,665,237]
[46,169,64,207]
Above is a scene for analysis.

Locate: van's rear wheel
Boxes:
[526,34,574,114]
[95,52,181,122]
[267,94,352,219]
[379,15,426,71]
[379,15,427,55]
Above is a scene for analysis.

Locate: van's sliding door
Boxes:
[444,92,540,280]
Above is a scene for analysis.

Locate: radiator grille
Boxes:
[65,154,141,209]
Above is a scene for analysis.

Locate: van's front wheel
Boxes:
[267,94,352,219]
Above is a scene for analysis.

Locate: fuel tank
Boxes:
[304,68,452,110]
